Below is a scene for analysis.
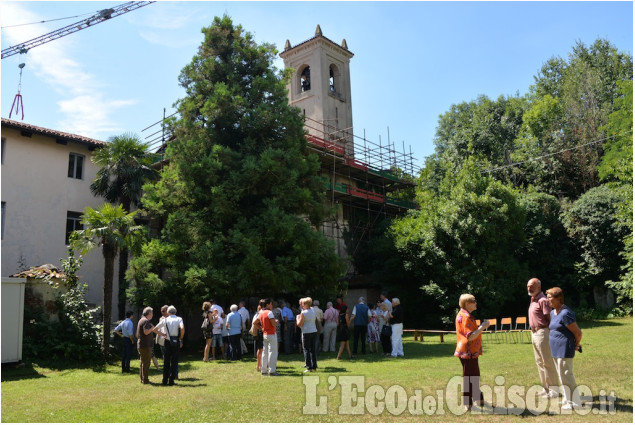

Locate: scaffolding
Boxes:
[141,111,420,267]
[301,116,419,265]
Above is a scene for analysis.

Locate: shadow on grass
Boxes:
[488,394,632,417]
[320,366,348,373]
[146,378,208,388]
[1,358,110,381]
[578,319,628,329]
[1,363,47,382]
[591,395,633,414]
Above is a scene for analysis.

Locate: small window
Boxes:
[300,66,311,92]
[1,202,5,240]
[329,64,340,93]
[1,137,5,164]
[66,211,83,244]
[329,67,335,92]
[68,153,84,179]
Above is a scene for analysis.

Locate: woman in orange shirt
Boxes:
[455,294,490,409]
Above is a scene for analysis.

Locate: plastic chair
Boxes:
[500,317,513,342]
[509,316,529,343]
[482,318,499,343]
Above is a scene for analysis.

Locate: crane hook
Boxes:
[9,54,26,120]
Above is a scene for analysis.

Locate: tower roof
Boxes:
[281,25,353,59]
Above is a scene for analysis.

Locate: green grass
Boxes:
[2,317,632,422]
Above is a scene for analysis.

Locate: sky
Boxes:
[1,1,633,170]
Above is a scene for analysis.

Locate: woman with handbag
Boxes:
[378,302,392,356]
[251,305,264,372]
[336,305,353,360]
[201,301,214,362]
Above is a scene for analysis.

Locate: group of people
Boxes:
[454,278,583,411]
[196,293,405,375]
[114,280,582,413]
[200,300,251,362]
[330,293,405,359]
[114,304,185,386]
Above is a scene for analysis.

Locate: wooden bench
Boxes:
[403,329,454,343]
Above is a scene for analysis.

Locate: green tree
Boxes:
[391,158,527,322]
[433,94,528,173]
[514,39,632,198]
[561,185,630,309]
[599,80,633,185]
[517,190,577,299]
[598,79,633,310]
[90,133,158,319]
[73,203,145,358]
[132,16,344,310]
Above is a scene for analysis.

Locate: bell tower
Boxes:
[280,25,354,153]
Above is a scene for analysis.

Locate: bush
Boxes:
[22,247,102,364]
[576,305,632,321]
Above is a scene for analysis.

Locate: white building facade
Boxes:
[1,118,119,316]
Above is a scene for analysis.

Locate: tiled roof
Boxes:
[1,117,106,148]
[10,264,65,279]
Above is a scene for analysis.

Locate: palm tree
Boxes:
[90,133,158,319]
[73,203,146,359]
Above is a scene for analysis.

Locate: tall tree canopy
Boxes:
[513,39,633,198]
[130,16,344,309]
[398,38,632,319]
[391,159,527,322]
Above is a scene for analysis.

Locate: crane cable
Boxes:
[1,2,154,59]
[9,48,28,120]
[1,11,96,29]
[481,130,633,174]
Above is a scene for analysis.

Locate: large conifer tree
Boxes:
[134,16,344,306]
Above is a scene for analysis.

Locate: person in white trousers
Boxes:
[389,298,404,357]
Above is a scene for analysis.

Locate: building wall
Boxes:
[1,126,119,316]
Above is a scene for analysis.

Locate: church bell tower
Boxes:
[280,25,354,154]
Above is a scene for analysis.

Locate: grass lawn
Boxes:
[2,317,632,422]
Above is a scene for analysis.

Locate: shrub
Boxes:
[23,246,102,364]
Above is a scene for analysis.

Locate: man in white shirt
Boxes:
[210,299,224,317]
[312,300,324,353]
[155,305,169,356]
[238,301,250,327]
[162,305,185,386]
[237,301,251,355]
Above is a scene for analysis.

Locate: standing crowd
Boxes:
[115,279,583,414]
[114,293,405,384]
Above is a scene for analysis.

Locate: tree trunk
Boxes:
[117,248,129,320]
[118,199,132,320]
[102,245,116,359]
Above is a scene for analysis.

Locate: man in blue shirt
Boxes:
[281,301,296,354]
[114,311,135,373]
[350,297,371,355]
[226,304,244,361]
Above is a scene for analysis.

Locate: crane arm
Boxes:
[1,1,154,59]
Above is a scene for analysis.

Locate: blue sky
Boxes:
[1,1,633,169]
